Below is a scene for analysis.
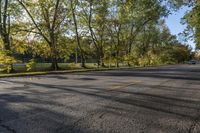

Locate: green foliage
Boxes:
[124,53,139,66]
[137,51,161,66]
[183,2,200,49]
[0,0,193,73]
[160,44,191,64]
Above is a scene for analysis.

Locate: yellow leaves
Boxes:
[0,52,16,64]
[0,51,17,73]
[0,39,4,50]
[33,43,51,58]
[194,50,200,60]
[26,59,36,71]
[12,39,28,54]
[0,56,15,64]
[137,50,161,66]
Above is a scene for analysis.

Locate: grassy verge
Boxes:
[0,66,131,78]
[0,62,173,78]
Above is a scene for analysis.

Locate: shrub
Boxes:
[0,51,16,73]
[26,59,36,71]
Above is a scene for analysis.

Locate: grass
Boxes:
[0,62,169,78]
[1,63,127,72]
[0,63,130,78]
[0,63,97,72]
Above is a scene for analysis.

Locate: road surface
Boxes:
[0,65,200,133]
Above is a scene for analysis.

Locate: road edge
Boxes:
[0,67,132,78]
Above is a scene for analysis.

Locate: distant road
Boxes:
[0,64,200,133]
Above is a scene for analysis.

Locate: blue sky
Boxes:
[165,6,195,49]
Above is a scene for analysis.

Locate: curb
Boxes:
[0,67,132,78]
[0,64,178,78]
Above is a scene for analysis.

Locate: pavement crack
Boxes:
[69,111,98,131]
[0,124,16,133]
[188,115,200,133]
[99,112,106,119]
[68,117,86,131]
[188,102,200,132]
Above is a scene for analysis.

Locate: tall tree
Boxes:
[69,0,86,68]
[16,0,67,70]
[0,0,11,51]
[183,0,200,49]
[80,0,109,67]
[0,0,17,72]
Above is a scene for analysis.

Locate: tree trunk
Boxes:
[50,42,59,71]
[80,54,86,68]
[116,50,119,68]
[70,0,86,68]
[51,57,59,71]
[97,53,101,68]
[100,47,105,67]
[116,25,121,68]
[51,53,59,71]
[0,0,14,73]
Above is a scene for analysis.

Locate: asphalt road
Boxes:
[0,64,200,133]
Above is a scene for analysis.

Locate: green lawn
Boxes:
[0,63,127,74]
[0,63,90,73]
[0,63,131,77]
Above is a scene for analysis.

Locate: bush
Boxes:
[0,51,16,73]
[26,59,36,71]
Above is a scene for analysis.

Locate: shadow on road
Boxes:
[77,68,200,81]
[1,66,200,132]
[5,79,200,120]
[0,92,96,133]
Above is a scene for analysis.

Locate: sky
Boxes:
[165,6,195,50]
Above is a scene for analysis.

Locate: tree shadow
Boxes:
[0,92,97,133]
[5,80,200,120]
[38,75,69,80]
[2,65,200,132]
[77,69,200,81]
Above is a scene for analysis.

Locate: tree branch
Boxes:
[16,0,51,44]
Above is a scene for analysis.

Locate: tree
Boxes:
[0,0,11,51]
[16,0,67,70]
[69,0,86,68]
[0,0,192,73]
[79,0,110,67]
[0,0,18,72]
[183,1,200,49]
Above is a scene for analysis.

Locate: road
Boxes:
[0,64,200,133]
